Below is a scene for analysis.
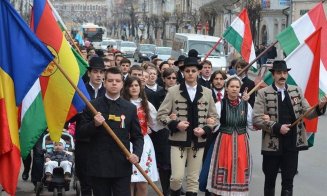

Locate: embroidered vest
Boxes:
[219,99,248,134]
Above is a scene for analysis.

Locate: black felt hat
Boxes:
[269,60,291,72]
[180,57,202,71]
[188,49,201,60]
[88,57,105,70]
[174,55,186,66]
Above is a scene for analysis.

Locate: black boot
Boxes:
[264,188,275,196]
[185,192,197,196]
[170,189,181,196]
[281,189,292,196]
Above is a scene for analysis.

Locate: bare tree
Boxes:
[150,14,160,40]
[200,6,217,36]
[144,15,151,40]
[189,9,200,33]
[161,12,170,39]
[172,9,184,33]
[246,0,262,45]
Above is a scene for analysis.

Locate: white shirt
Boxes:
[276,86,286,101]
[105,93,120,101]
[213,88,225,101]
[201,76,210,81]
[185,83,197,102]
[89,82,102,98]
[146,83,158,91]
[123,73,128,80]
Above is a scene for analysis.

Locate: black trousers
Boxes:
[28,132,46,186]
[91,176,131,196]
[263,151,298,191]
[75,141,92,196]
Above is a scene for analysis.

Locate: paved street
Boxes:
[2,68,327,196]
[0,115,326,196]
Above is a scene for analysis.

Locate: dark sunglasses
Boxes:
[166,77,177,80]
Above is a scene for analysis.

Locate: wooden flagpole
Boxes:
[52,60,163,196]
[64,31,84,57]
[237,40,279,76]
[290,104,319,128]
[202,37,223,62]
[247,80,264,96]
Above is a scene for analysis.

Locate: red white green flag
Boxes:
[276,2,326,96]
[223,8,257,69]
[265,29,321,139]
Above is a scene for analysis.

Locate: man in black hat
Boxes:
[86,57,106,100]
[76,56,106,195]
[157,57,218,196]
[253,60,327,196]
[174,55,186,84]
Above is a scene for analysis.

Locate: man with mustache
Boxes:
[252,60,327,196]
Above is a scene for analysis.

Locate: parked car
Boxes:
[171,33,227,70]
[100,39,117,50]
[120,41,137,58]
[156,47,172,61]
[134,44,156,63]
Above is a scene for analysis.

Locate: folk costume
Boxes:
[252,60,326,196]
[207,98,254,196]
[157,57,218,195]
[130,99,161,182]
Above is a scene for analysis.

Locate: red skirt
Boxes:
[207,131,252,196]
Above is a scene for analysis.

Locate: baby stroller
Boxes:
[35,130,81,196]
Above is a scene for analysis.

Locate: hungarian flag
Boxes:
[223,8,257,69]
[265,29,321,145]
[276,2,326,96]
[277,3,325,55]
[0,0,53,194]
[27,0,90,143]
[274,2,326,146]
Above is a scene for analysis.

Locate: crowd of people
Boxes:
[21,42,327,196]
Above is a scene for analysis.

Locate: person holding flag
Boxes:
[253,60,327,196]
[77,67,144,196]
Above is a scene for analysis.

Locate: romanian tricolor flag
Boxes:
[0,0,53,194]
[30,0,89,142]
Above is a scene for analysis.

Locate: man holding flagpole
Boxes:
[253,60,327,196]
[77,67,144,196]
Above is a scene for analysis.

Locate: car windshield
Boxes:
[188,41,223,56]
[157,47,171,54]
[140,45,156,52]
[121,42,136,47]
[102,40,116,46]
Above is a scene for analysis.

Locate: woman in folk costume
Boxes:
[206,76,266,196]
[122,76,161,196]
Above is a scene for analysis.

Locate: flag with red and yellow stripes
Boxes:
[31,0,89,142]
[0,0,53,194]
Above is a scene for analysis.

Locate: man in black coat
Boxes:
[76,57,106,195]
[174,55,186,84]
[77,67,144,196]
[85,57,106,100]
[198,60,213,89]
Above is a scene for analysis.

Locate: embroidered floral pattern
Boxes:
[132,149,152,176]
